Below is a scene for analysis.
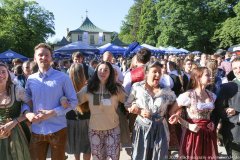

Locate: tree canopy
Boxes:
[119,0,240,53]
[137,0,157,46]
[0,0,55,57]
[118,0,143,44]
[212,2,240,48]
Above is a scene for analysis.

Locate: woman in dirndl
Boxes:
[125,61,176,160]
[169,67,218,160]
[0,63,31,160]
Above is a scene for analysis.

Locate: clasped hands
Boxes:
[169,114,200,133]
[0,120,16,138]
[25,110,56,123]
[127,104,151,118]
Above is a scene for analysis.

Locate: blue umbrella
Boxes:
[54,41,99,56]
[0,49,28,62]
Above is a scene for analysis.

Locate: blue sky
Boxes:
[33,0,134,43]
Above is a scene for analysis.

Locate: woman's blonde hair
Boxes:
[69,63,89,113]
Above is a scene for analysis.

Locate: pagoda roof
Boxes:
[55,37,70,46]
[111,37,128,47]
[70,17,111,33]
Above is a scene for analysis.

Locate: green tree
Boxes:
[137,0,157,46]
[0,0,55,57]
[119,0,143,44]
[155,0,237,52]
[155,0,189,48]
[212,2,240,48]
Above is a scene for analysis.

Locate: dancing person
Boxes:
[125,61,176,160]
[77,61,125,160]
[23,43,77,160]
[169,67,218,160]
[0,63,31,160]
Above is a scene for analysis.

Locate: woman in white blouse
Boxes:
[0,63,31,160]
[169,67,218,160]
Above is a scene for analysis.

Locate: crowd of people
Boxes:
[0,43,240,160]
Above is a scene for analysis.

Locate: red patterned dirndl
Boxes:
[179,119,218,160]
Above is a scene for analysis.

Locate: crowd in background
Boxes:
[1,43,240,160]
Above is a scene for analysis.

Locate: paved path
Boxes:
[46,144,227,160]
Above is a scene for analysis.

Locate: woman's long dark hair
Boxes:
[0,63,13,96]
[87,61,119,95]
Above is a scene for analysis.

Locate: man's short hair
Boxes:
[136,48,151,64]
[72,51,84,60]
[62,59,70,66]
[34,43,53,55]
[90,59,98,66]
[12,58,23,65]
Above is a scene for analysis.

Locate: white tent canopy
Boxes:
[136,43,164,54]
[141,44,160,50]
[158,46,166,50]
[165,46,180,54]
[178,48,189,53]
[233,46,240,51]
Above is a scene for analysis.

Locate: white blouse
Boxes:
[176,90,216,119]
[15,84,30,103]
[125,81,176,118]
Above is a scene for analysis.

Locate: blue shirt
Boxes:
[23,67,77,135]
